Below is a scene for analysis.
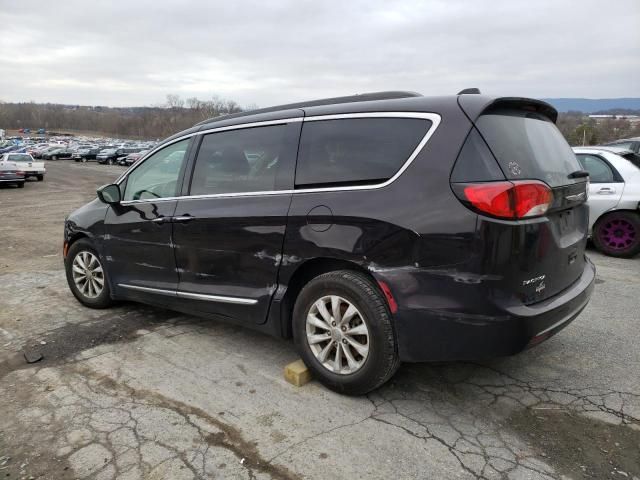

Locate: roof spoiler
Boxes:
[458,96,559,123]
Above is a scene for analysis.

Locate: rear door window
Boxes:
[189,123,299,196]
[475,109,581,187]
[575,154,616,183]
[295,117,431,188]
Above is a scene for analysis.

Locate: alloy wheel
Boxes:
[71,251,105,299]
[305,295,370,375]
[598,218,637,251]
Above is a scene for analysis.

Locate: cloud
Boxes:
[1,0,638,107]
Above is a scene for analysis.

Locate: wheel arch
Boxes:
[594,208,640,226]
[277,257,383,338]
[64,231,95,259]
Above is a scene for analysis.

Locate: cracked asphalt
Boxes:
[1,161,639,480]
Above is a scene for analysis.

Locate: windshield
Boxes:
[476,109,582,187]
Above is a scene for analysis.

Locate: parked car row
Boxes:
[96,147,148,165]
[74,145,154,165]
[1,134,158,168]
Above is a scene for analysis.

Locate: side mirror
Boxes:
[97,184,121,204]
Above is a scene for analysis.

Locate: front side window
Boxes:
[295,117,430,188]
[123,139,189,201]
[189,123,298,196]
[576,154,616,183]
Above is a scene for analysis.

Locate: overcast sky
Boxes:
[1,0,638,108]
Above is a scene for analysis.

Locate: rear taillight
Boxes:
[453,180,553,219]
[16,171,25,176]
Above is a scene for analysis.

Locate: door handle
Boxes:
[151,216,169,224]
[173,214,195,223]
[597,187,616,195]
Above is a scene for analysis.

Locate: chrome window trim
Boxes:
[118,283,258,305]
[117,111,441,205]
[294,112,440,194]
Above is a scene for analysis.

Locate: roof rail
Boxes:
[194,91,423,126]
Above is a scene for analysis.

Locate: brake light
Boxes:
[455,180,553,219]
[16,171,25,176]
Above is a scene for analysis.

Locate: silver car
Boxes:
[573,146,640,257]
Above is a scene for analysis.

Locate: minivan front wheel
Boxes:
[65,239,113,308]
[293,270,399,395]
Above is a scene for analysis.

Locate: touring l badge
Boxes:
[522,274,546,286]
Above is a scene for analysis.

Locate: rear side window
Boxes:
[575,154,616,183]
[450,128,505,182]
[7,154,32,162]
[295,118,431,188]
[475,109,581,187]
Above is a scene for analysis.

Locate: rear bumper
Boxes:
[386,257,595,362]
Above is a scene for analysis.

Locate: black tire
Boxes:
[37,175,44,181]
[593,211,640,258]
[64,239,113,308]
[292,270,399,395]
[17,182,25,188]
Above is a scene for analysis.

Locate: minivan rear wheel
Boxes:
[593,211,640,258]
[292,270,399,395]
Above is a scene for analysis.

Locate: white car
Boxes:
[0,161,26,188]
[573,147,640,257]
[0,153,46,181]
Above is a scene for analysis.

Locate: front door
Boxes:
[172,120,301,324]
[103,138,192,295]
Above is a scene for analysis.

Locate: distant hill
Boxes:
[542,98,640,113]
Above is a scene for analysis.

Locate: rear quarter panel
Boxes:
[276,102,479,329]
